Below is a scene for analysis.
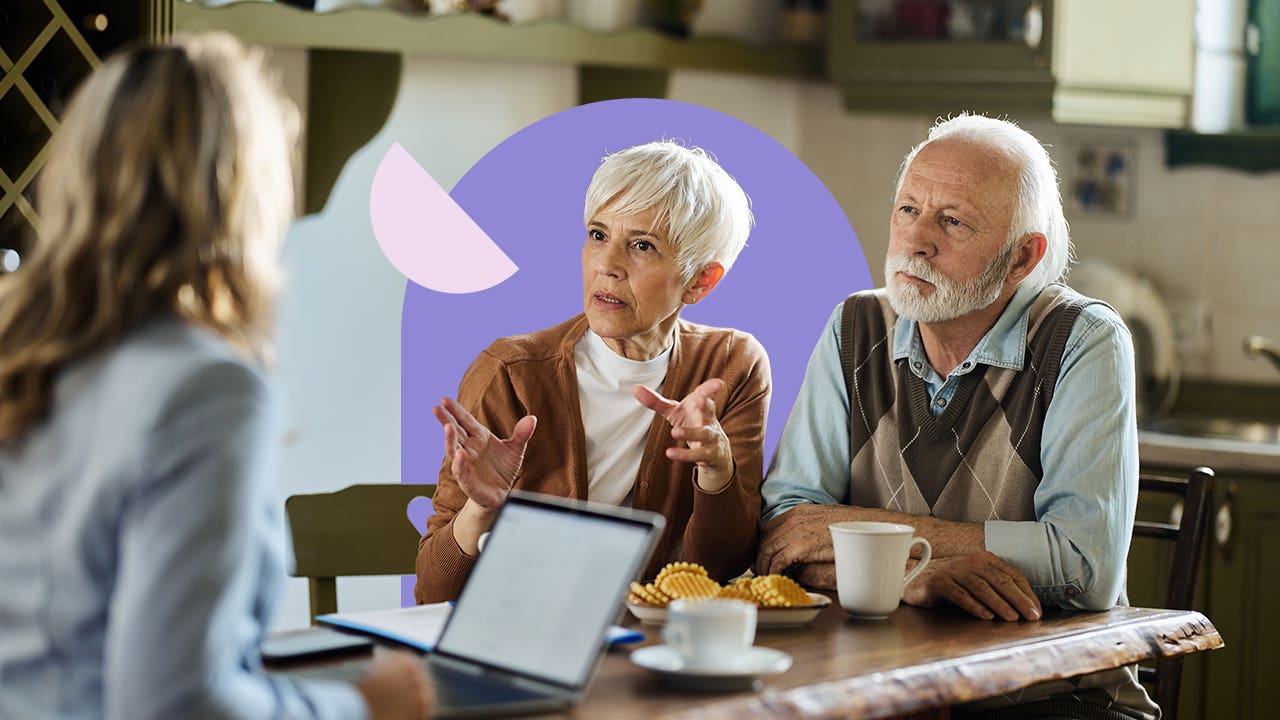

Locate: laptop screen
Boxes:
[435,495,659,688]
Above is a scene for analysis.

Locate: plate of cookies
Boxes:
[626,562,830,628]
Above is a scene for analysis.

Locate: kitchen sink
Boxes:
[1139,416,1280,445]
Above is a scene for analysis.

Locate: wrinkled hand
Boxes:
[433,397,536,511]
[902,551,1042,622]
[756,504,852,575]
[355,649,435,720]
[633,378,734,492]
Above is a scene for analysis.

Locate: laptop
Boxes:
[426,490,665,718]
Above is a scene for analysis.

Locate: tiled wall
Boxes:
[777,85,1280,386]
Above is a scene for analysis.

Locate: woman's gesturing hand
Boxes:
[433,397,537,511]
[633,378,734,492]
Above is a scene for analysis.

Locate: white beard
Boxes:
[884,243,1016,323]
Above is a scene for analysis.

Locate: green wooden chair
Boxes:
[284,483,435,623]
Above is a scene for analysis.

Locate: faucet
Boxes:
[1244,335,1280,374]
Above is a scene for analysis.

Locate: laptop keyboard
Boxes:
[431,663,549,707]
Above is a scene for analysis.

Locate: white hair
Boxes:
[584,140,754,281]
[894,114,1073,293]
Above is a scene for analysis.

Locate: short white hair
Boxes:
[584,140,754,281]
[895,114,1073,293]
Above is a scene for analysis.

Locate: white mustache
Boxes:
[886,255,943,286]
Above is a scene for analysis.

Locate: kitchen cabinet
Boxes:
[168,0,825,213]
[1247,0,1280,124]
[1130,466,1280,719]
[828,0,1196,127]
[170,1,823,80]
[1161,0,1280,174]
[1198,475,1280,719]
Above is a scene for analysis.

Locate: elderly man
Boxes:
[758,115,1156,720]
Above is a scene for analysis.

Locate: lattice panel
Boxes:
[0,0,172,257]
[0,0,103,251]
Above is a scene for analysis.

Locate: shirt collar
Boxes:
[891,282,1041,375]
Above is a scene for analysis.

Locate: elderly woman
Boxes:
[0,36,432,720]
[414,141,770,603]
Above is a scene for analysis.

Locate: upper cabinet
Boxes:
[169,1,823,79]
[828,0,1196,128]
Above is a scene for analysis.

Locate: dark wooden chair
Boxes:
[285,483,435,622]
[1133,466,1215,720]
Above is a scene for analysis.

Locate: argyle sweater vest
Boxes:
[839,284,1157,719]
[840,284,1091,521]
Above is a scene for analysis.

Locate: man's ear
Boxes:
[1007,233,1047,286]
[683,262,726,305]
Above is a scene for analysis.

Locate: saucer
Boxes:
[630,645,792,691]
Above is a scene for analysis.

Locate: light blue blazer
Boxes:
[0,319,367,719]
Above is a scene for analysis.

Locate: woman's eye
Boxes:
[944,216,963,227]
[589,230,605,241]
[633,240,655,252]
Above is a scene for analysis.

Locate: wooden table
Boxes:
[272,598,1222,720]
[535,599,1222,720]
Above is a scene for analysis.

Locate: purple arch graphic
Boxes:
[399,99,873,604]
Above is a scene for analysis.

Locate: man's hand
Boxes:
[902,551,1042,622]
[633,378,735,492]
[757,504,859,575]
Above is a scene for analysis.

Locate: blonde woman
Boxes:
[0,36,432,720]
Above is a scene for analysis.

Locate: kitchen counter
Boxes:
[1139,429,1280,478]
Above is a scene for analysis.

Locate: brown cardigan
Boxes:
[414,314,771,603]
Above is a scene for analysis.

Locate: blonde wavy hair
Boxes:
[0,33,297,442]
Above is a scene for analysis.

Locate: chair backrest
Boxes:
[1132,466,1215,720]
[285,483,435,622]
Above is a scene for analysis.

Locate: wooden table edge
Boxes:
[660,609,1223,720]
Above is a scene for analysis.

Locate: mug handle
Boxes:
[900,537,933,589]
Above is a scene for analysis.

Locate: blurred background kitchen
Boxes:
[2,2,1278,717]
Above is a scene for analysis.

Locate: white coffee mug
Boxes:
[829,521,932,619]
[662,598,756,670]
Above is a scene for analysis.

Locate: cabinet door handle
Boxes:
[1024,2,1045,52]
[1215,499,1233,547]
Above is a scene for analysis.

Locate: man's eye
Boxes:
[898,205,915,214]
[944,216,963,227]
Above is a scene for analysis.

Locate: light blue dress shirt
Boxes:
[0,320,368,720]
[761,283,1139,610]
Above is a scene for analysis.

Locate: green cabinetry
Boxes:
[1199,475,1280,719]
[828,0,1196,127]
[1130,469,1280,719]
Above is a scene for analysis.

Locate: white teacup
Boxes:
[829,521,932,619]
[662,598,757,670]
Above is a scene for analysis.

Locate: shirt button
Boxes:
[935,397,946,408]
[961,361,971,369]
[1065,586,1080,598]
[913,361,922,369]
[641,481,650,489]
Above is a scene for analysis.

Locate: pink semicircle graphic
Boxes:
[370,143,518,293]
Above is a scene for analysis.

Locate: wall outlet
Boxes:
[1066,138,1134,218]
[1169,300,1211,355]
